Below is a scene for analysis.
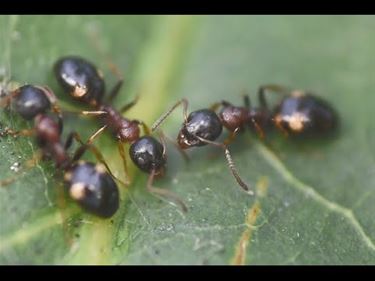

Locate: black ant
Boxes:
[0,84,120,218]
[53,56,188,213]
[151,85,339,195]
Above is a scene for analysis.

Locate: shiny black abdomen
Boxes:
[274,94,338,137]
[54,56,105,105]
[65,162,119,218]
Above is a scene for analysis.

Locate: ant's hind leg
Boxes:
[86,24,124,104]
[257,84,290,109]
[107,80,124,104]
[119,95,140,114]
[117,141,131,185]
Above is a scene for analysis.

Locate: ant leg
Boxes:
[194,133,253,195]
[273,115,289,137]
[68,131,128,187]
[107,79,124,104]
[39,86,65,132]
[147,169,188,213]
[64,125,108,153]
[134,119,151,136]
[64,124,106,150]
[86,25,124,104]
[152,98,189,132]
[243,95,251,110]
[158,130,190,162]
[0,89,18,108]
[117,141,131,185]
[257,84,290,109]
[71,110,108,116]
[0,127,35,138]
[64,132,75,151]
[210,100,232,112]
[56,180,73,247]
[0,151,42,187]
[119,95,140,114]
[210,102,222,112]
[250,118,265,139]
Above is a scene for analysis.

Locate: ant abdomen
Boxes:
[64,161,119,218]
[273,91,339,137]
[54,56,105,106]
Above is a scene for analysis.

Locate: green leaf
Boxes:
[1,15,375,265]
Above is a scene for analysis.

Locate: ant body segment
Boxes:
[54,56,187,213]
[257,84,339,137]
[0,84,120,218]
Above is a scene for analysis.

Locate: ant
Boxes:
[151,85,339,195]
[53,56,188,213]
[0,84,120,218]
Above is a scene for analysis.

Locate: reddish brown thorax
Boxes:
[219,105,249,132]
[34,114,69,168]
[99,104,140,143]
[35,114,61,143]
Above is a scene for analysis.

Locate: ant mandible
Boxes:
[0,84,120,218]
[54,56,188,213]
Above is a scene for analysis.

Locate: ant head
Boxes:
[54,56,105,106]
[12,85,51,120]
[129,136,166,174]
[64,161,119,218]
[177,109,222,149]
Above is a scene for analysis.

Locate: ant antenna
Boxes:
[194,133,254,195]
[152,98,189,132]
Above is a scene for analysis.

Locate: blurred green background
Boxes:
[0,15,375,264]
